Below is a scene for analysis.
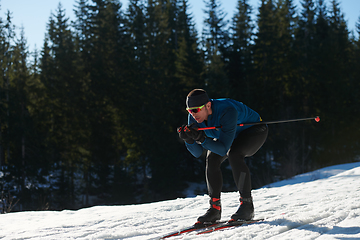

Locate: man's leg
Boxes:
[228,124,268,220]
[197,151,226,223]
[206,151,227,198]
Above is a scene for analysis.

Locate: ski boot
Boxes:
[197,197,221,223]
[231,197,254,221]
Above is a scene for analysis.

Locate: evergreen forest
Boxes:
[1,0,360,212]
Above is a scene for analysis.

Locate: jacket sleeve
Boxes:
[185,141,204,158]
[201,107,237,156]
[185,114,204,158]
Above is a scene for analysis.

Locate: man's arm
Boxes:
[185,141,204,158]
[185,115,205,158]
[201,107,238,156]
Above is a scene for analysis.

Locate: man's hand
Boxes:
[184,124,206,144]
[177,124,194,144]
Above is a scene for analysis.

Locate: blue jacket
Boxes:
[186,98,260,157]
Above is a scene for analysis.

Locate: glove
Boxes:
[177,124,194,144]
[184,124,206,144]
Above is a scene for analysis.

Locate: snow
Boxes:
[1,162,360,239]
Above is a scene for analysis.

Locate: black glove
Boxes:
[185,124,206,144]
[177,124,194,144]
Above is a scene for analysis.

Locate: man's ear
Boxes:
[206,101,211,109]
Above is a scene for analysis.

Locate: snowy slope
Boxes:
[1,162,360,240]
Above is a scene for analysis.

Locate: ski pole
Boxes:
[196,116,320,131]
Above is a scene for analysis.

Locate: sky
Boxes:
[1,0,360,54]
[0,161,359,239]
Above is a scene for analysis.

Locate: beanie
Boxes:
[186,89,210,108]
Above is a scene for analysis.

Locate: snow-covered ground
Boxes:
[1,162,360,240]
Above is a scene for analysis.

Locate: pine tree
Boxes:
[273,0,302,177]
[273,0,297,111]
[228,0,254,102]
[173,0,205,184]
[322,0,354,164]
[312,0,329,105]
[288,0,318,174]
[76,0,133,205]
[0,10,16,165]
[352,16,360,158]
[133,0,184,201]
[0,11,17,201]
[7,27,33,207]
[122,0,148,198]
[294,0,316,115]
[37,3,84,209]
[253,0,296,117]
[0,9,7,169]
[174,0,204,92]
[253,0,277,114]
[202,0,229,98]
[254,0,303,181]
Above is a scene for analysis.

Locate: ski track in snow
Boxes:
[1,162,360,239]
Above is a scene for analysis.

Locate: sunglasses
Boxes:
[186,104,205,113]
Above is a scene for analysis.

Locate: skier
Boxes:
[178,89,268,223]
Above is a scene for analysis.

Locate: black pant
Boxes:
[205,124,268,199]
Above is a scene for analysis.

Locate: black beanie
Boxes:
[186,89,210,108]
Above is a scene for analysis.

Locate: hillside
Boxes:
[1,162,360,239]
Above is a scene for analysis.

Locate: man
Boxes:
[178,89,268,223]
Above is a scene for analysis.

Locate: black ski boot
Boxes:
[231,197,254,221]
[197,197,221,223]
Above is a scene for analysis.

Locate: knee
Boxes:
[206,155,222,172]
[228,151,246,167]
[228,147,245,160]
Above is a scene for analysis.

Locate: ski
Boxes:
[196,218,264,235]
[159,221,226,239]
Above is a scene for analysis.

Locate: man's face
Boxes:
[187,102,211,123]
